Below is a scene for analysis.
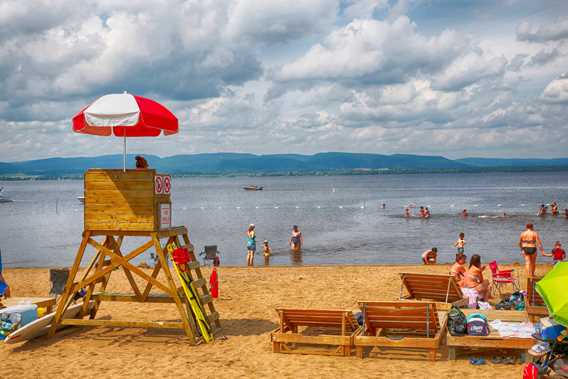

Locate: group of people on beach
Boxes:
[404,205,431,218]
[246,224,303,266]
[422,224,565,301]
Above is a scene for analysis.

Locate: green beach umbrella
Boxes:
[536,262,568,326]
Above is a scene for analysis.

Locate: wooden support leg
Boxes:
[429,349,437,361]
[448,347,456,360]
[152,233,197,343]
[89,238,115,319]
[81,236,111,316]
[272,341,281,353]
[49,231,91,337]
[356,346,365,359]
[111,236,142,299]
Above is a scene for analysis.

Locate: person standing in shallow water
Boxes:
[246,224,256,266]
[519,223,544,277]
[290,225,303,252]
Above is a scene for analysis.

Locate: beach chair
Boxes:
[526,276,548,321]
[399,273,466,305]
[271,308,359,356]
[354,301,446,361]
[49,268,69,298]
[488,260,519,296]
[200,245,220,266]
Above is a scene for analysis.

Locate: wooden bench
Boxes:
[447,309,535,362]
[526,277,548,322]
[354,301,446,361]
[271,308,358,356]
[399,273,466,305]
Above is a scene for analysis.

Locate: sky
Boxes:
[1,0,568,161]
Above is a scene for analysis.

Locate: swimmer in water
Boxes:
[551,201,559,216]
[419,206,425,218]
[461,209,468,217]
[404,207,411,218]
[537,204,547,217]
[290,225,303,252]
[424,207,431,219]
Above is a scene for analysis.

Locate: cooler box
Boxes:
[0,304,38,327]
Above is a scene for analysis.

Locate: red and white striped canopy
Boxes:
[72,93,178,137]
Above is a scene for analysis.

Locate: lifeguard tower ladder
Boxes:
[49,169,220,344]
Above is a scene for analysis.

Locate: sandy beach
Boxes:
[0,263,551,378]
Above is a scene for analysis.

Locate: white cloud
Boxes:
[432,52,507,91]
[225,0,339,44]
[542,76,568,103]
[276,17,467,83]
[342,0,388,19]
[517,17,568,42]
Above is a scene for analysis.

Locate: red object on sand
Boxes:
[172,247,190,265]
[210,268,219,299]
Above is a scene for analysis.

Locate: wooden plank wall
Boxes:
[84,169,161,231]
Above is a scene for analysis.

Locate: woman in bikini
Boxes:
[289,225,303,253]
[519,223,544,277]
[462,254,490,301]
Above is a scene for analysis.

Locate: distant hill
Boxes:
[0,153,567,178]
[457,157,568,168]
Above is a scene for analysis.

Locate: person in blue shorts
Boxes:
[0,249,11,298]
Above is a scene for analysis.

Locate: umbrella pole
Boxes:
[123,134,126,172]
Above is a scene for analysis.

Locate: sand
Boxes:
[1,263,549,379]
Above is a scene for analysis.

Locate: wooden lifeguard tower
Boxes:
[49,169,220,344]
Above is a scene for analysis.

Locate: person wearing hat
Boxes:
[246,224,256,266]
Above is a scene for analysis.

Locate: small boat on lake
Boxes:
[243,185,263,191]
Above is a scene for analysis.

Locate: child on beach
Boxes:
[422,247,437,265]
[263,240,272,265]
[544,241,566,265]
[450,253,467,285]
[453,232,465,254]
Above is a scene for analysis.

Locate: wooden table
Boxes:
[447,309,535,362]
[1,297,56,313]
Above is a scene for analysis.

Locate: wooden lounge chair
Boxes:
[526,276,548,321]
[271,308,359,356]
[399,273,466,305]
[354,301,447,361]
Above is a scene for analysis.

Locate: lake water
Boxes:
[1,172,567,268]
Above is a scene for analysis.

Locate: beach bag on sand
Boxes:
[522,362,539,379]
[448,306,467,336]
[466,313,489,336]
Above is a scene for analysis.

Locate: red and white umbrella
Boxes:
[72,93,179,170]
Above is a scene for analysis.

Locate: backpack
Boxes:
[448,306,467,336]
[467,313,489,336]
[522,362,539,379]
